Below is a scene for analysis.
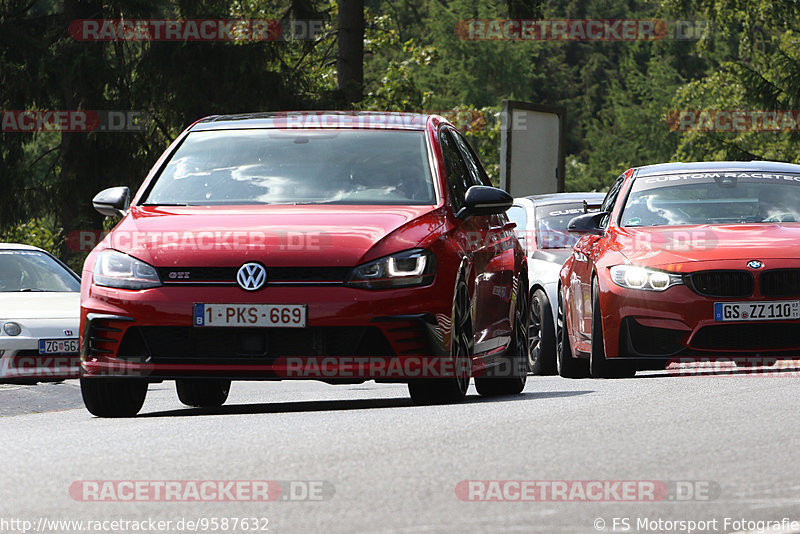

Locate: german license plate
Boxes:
[38,338,80,354]
[194,303,306,327]
[714,300,800,321]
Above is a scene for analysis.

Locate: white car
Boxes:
[0,244,81,383]
[507,193,606,375]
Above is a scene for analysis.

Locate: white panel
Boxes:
[500,104,563,196]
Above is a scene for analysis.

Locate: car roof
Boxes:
[0,243,46,252]
[515,192,606,205]
[190,111,435,132]
[634,160,800,177]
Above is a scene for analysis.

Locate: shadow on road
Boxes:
[137,389,594,418]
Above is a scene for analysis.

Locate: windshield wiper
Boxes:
[18,288,47,292]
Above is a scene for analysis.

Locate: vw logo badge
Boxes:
[237,263,267,290]
[746,260,764,270]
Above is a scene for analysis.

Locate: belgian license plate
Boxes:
[194,303,306,327]
[38,338,80,354]
[714,300,800,321]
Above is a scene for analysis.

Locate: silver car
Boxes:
[507,193,606,375]
[0,244,81,383]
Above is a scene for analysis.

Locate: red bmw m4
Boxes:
[80,112,528,416]
[559,161,800,378]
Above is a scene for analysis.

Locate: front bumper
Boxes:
[599,273,800,360]
[81,284,455,380]
[0,318,80,381]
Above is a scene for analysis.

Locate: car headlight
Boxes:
[610,265,683,291]
[93,250,161,290]
[346,249,436,289]
[3,322,22,336]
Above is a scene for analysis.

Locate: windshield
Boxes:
[535,203,589,249]
[142,129,436,206]
[0,250,79,292]
[621,172,800,227]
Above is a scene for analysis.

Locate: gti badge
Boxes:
[746,260,764,269]
[237,262,267,290]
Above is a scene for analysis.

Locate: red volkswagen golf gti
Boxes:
[559,161,800,378]
[80,112,528,416]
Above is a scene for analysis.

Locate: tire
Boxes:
[589,281,636,379]
[81,378,148,417]
[176,379,231,407]
[529,289,556,375]
[475,280,528,396]
[408,280,472,405]
[556,289,589,379]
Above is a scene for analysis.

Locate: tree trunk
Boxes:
[337,0,364,105]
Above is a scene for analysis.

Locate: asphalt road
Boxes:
[3,365,800,534]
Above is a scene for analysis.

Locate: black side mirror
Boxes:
[456,186,513,219]
[92,186,130,218]
[567,211,607,235]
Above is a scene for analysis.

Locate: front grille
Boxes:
[157,266,350,285]
[685,270,754,298]
[117,326,394,364]
[760,269,800,297]
[619,318,687,357]
[270,267,350,282]
[691,323,800,350]
[158,267,236,283]
[14,350,79,358]
[85,318,126,358]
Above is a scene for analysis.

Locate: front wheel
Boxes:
[529,289,556,375]
[81,378,148,417]
[589,281,635,379]
[408,280,472,405]
[475,280,528,396]
[176,379,231,407]
[556,289,589,379]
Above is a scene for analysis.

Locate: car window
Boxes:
[143,129,436,206]
[621,172,800,226]
[452,131,490,187]
[439,129,472,211]
[506,205,527,231]
[507,205,528,248]
[535,203,589,249]
[0,250,79,292]
[600,174,626,228]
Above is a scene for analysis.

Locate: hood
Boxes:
[611,224,800,270]
[532,249,573,266]
[101,204,444,268]
[0,292,80,320]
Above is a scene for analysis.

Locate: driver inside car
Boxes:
[0,257,25,291]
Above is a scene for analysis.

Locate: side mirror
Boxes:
[92,186,130,218]
[567,212,607,235]
[456,186,513,219]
